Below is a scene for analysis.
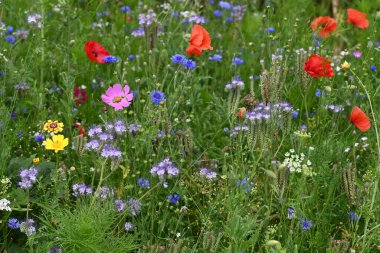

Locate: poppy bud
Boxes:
[236,107,246,119]
[79,127,86,135]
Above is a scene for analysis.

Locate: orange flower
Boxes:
[347,8,369,29]
[311,16,337,38]
[186,25,213,56]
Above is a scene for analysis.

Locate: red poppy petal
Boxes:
[349,106,371,132]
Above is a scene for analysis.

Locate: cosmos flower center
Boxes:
[112,96,123,103]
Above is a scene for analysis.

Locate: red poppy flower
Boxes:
[74,86,87,105]
[311,16,337,38]
[304,55,334,78]
[84,40,110,63]
[349,106,370,132]
[347,8,369,29]
[186,24,213,56]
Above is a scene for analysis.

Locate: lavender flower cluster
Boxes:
[114,198,142,216]
[95,186,114,199]
[246,102,293,122]
[150,158,179,179]
[187,15,207,24]
[325,104,344,113]
[131,27,145,37]
[199,168,218,180]
[86,120,140,160]
[138,9,157,27]
[18,167,38,189]
[72,183,92,197]
[19,219,36,236]
[225,125,249,137]
[225,75,245,90]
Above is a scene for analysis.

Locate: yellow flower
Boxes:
[341,61,350,71]
[32,157,40,164]
[43,120,64,133]
[45,134,69,153]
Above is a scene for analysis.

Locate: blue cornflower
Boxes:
[370,65,377,72]
[7,26,14,34]
[150,90,166,105]
[103,55,117,64]
[213,10,223,17]
[300,219,312,230]
[267,27,275,33]
[209,0,215,4]
[8,218,20,229]
[209,54,223,62]
[0,70,4,78]
[17,130,22,138]
[232,57,244,65]
[171,11,180,18]
[167,193,180,204]
[226,17,233,23]
[292,111,299,119]
[183,59,196,69]
[5,35,16,45]
[171,54,186,64]
[219,1,231,9]
[237,178,254,193]
[349,211,359,221]
[315,89,322,97]
[11,112,17,119]
[128,54,135,60]
[120,6,130,12]
[312,33,322,47]
[137,178,150,189]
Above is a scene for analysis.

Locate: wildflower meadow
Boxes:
[1,0,380,252]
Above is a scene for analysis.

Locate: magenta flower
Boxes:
[101,84,133,111]
[353,51,362,58]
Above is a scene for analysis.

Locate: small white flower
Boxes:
[344,147,351,153]
[0,198,11,211]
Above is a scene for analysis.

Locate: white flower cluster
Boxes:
[0,198,11,211]
[282,149,315,176]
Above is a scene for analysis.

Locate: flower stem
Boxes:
[350,69,380,248]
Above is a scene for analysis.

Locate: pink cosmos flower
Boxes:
[101,84,133,111]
